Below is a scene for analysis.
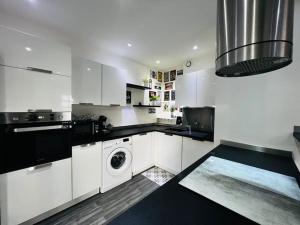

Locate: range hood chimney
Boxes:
[216,0,294,77]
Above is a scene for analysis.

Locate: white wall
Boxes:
[183,51,215,74]
[214,1,300,170]
[72,105,156,127]
[0,11,156,125]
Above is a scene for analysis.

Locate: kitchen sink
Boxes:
[165,127,189,132]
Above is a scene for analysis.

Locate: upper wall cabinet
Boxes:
[72,58,102,105]
[101,64,126,106]
[196,68,216,107]
[0,26,71,76]
[176,72,197,107]
[176,69,215,107]
[0,66,72,112]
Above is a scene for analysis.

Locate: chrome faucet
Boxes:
[186,125,192,134]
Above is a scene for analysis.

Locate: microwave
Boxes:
[72,120,100,139]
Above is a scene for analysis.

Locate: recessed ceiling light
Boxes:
[25,47,32,52]
[156,60,160,64]
[127,43,132,47]
[193,45,198,50]
[87,68,91,71]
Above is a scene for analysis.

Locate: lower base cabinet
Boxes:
[155,132,182,175]
[0,159,72,225]
[72,142,102,199]
[182,137,214,170]
[132,133,154,176]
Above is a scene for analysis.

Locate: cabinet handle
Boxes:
[110,104,120,106]
[27,67,53,74]
[28,109,53,112]
[139,132,147,136]
[14,125,64,132]
[80,142,96,147]
[164,133,173,136]
[79,103,94,106]
[28,162,52,172]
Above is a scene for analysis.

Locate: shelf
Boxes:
[133,105,161,108]
[126,83,151,90]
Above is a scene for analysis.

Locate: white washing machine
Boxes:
[101,137,133,193]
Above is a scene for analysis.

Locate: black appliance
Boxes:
[0,112,72,174]
[98,115,112,134]
[72,119,100,138]
[98,115,107,129]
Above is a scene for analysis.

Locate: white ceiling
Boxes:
[0,0,217,69]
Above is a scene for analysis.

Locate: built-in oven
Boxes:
[0,112,72,174]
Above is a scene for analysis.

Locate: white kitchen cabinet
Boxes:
[196,69,216,107]
[0,26,71,76]
[0,65,72,112]
[0,159,72,225]
[176,69,216,107]
[156,132,182,174]
[182,137,214,170]
[101,64,126,106]
[72,58,102,105]
[132,133,154,175]
[72,142,102,199]
[152,132,160,166]
[176,72,197,107]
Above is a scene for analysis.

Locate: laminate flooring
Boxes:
[37,174,159,225]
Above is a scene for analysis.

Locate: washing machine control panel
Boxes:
[103,137,132,148]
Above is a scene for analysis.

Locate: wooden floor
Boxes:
[37,174,159,225]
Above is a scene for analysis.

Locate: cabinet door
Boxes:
[156,133,182,174]
[72,58,102,105]
[196,69,216,107]
[101,64,126,106]
[182,137,214,170]
[0,66,71,112]
[132,133,154,176]
[176,72,197,107]
[0,26,71,76]
[0,159,72,225]
[72,142,101,199]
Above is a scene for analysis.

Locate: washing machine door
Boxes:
[107,147,132,176]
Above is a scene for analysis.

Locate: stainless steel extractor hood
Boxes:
[216,0,294,77]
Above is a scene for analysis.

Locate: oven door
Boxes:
[0,122,72,174]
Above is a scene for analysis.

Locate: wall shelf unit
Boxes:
[133,105,161,108]
[126,83,151,90]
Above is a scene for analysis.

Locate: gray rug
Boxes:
[142,167,174,186]
[179,156,300,225]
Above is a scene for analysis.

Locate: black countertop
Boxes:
[108,144,300,225]
[72,123,214,146]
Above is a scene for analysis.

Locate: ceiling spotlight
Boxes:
[25,47,32,52]
[127,43,132,47]
[87,68,91,71]
[193,45,198,50]
[156,60,160,64]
